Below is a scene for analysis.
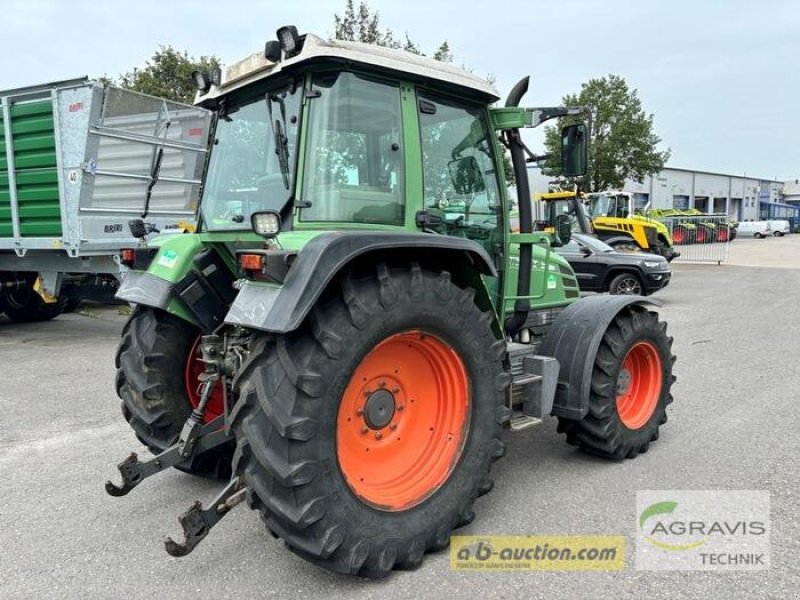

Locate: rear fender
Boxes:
[539,294,660,420]
[224,231,497,334]
[116,234,235,331]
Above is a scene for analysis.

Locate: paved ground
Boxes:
[1,238,799,599]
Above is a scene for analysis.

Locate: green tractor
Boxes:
[106,28,677,577]
[649,208,698,245]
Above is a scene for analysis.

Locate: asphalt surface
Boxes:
[1,238,799,599]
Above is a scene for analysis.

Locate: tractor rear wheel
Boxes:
[115,307,233,477]
[557,305,675,459]
[0,273,66,322]
[671,227,687,245]
[230,263,508,577]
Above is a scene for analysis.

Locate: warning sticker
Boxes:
[157,250,179,269]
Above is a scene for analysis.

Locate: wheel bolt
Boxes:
[361,426,369,434]
[379,381,386,388]
[390,423,398,431]
[356,408,364,416]
[363,390,371,397]
[375,431,383,440]
[392,387,400,394]
[397,405,404,412]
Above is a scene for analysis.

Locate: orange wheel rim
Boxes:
[615,341,663,429]
[185,336,225,423]
[336,330,470,511]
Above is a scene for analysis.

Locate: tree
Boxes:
[542,75,670,191]
[332,1,512,185]
[118,46,221,104]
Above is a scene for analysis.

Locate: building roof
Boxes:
[197,33,499,104]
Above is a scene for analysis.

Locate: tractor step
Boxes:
[509,411,542,431]
[164,476,246,557]
[507,343,559,419]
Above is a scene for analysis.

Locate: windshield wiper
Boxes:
[266,93,290,190]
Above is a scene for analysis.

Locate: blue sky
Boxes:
[2,0,797,180]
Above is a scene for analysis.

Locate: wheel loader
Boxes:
[106,27,677,578]
[584,191,679,260]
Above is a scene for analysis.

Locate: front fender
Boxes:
[540,294,660,420]
[225,231,496,334]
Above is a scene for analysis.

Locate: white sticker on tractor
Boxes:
[547,274,557,289]
[158,250,179,268]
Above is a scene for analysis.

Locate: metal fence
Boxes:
[649,215,732,264]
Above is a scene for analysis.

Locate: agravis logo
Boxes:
[636,491,770,571]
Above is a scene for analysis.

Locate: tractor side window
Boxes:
[299,72,404,225]
[417,92,501,244]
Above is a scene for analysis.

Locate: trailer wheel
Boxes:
[557,305,675,460]
[115,307,233,478]
[230,263,508,577]
[0,273,66,322]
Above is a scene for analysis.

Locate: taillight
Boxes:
[121,248,136,266]
[239,253,264,272]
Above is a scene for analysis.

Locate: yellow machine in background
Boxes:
[534,190,679,262]
[583,191,679,261]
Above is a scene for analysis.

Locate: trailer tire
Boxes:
[557,305,675,460]
[115,307,233,478]
[230,263,508,578]
[0,274,66,322]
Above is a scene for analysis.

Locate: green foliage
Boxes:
[542,75,670,191]
[333,1,450,60]
[117,46,221,104]
[332,1,513,186]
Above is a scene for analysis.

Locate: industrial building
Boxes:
[529,166,799,230]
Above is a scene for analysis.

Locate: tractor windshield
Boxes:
[200,85,301,230]
[587,193,626,219]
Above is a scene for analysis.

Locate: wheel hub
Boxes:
[363,389,396,430]
[616,367,632,395]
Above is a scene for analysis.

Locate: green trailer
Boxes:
[0,78,210,320]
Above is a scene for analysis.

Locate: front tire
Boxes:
[609,272,644,295]
[557,305,675,459]
[230,263,508,577]
[115,307,233,477]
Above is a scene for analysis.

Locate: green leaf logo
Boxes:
[639,501,678,529]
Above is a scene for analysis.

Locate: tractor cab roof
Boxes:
[196,32,499,105]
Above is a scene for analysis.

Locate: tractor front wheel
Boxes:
[230,263,508,577]
[557,305,675,459]
[115,307,233,477]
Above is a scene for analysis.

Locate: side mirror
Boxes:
[553,214,572,247]
[560,123,588,177]
[447,156,486,195]
[580,245,592,257]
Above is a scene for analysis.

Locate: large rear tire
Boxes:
[557,305,675,460]
[230,263,508,577]
[115,307,233,478]
[0,273,66,322]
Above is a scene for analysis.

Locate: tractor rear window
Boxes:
[299,72,405,225]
